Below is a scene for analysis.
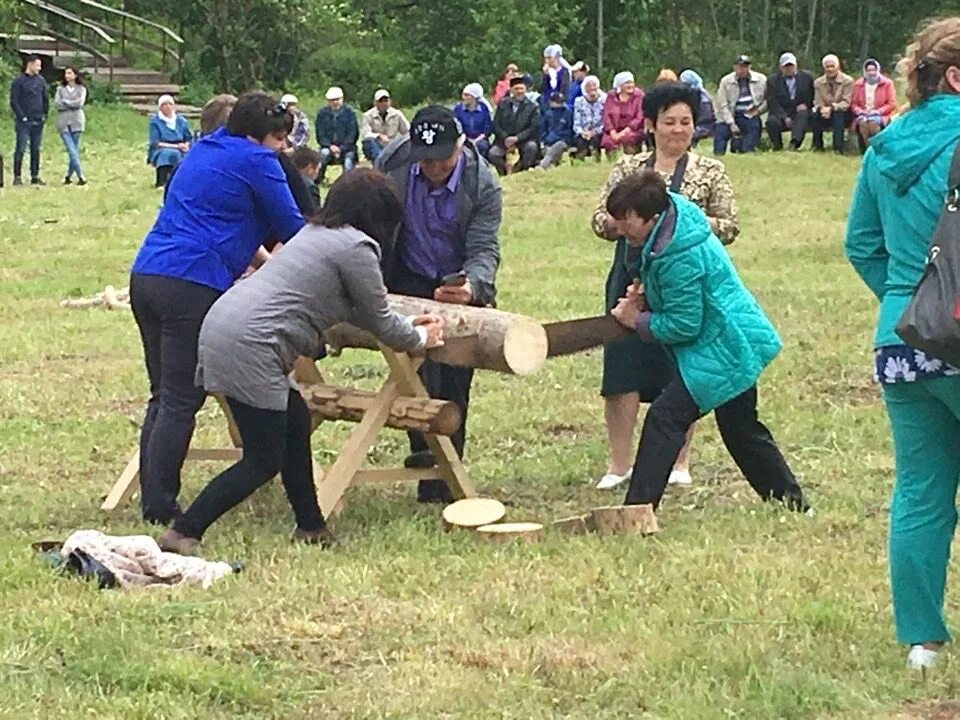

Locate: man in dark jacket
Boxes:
[765,52,816,151]
[376,105,502,503]
[9,55,48,185]
[314,86,358,183]
[488,76,541,176]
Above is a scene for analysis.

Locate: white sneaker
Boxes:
[596,468,632,490]
[907,645,940,671]
[668,469,693,486]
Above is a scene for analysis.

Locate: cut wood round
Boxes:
[551,514,593,535]
[300,383,461,436]
[475,522,544,544]
[442,498,507,531]
[590,505,659,536]
[323,293,549,375]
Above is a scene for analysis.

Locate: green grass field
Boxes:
[1,105,958,719]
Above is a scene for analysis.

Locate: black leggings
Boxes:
[624,379,805,510]
[130,272,221,524]
[173,390,325,539]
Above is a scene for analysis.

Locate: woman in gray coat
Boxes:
[54,67,86,185]
[158,169,445,555]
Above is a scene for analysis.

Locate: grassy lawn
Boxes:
[1,105,958,719]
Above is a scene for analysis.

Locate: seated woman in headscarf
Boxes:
[680,69,717,143]
[850,59,898,154]
[602,71,644,155]
[454,83,494,159]
[157,169,445,555]
[148,94,192,188]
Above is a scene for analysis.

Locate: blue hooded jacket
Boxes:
[845,94,960,347]
[540,104,574,146]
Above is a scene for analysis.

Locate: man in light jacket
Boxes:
[376,105,502,503]
[360,88,410,163]
[714,55,766,155]
[811,54,855,154]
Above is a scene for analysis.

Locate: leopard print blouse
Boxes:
[591,151,740,245]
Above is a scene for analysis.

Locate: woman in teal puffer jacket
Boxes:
[844,17,960,672]
[606,170,807,514]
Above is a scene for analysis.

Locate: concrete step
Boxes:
[119,83,180,95]
[82,67,170,84]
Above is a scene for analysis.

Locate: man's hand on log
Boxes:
[434,279,473,305]
[413,314,445,348]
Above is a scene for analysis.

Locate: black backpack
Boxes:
[896,141,960,365]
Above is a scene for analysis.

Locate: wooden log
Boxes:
[323,294,548,375]
[300,383,461,436]
[442,498,507,531]
[475,522,544,544]
[551,514,594,535]
[590,505,659,536]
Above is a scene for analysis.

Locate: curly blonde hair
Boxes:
[898,16,960,105]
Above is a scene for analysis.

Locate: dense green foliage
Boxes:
[3,0,959,104]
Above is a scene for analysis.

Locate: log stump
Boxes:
[475,522,544,544]
[551,514,594,535]
[590,505,659,536]
[442,498,507,531]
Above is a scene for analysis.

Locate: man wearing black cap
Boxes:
[714,54,767,155]
[488,75,541,176]
[375,105,502,503]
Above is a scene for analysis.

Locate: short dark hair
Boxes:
[200,93,237,135]
[606,170,670,220]
[24,54,42,68]
[291,146,322,170]
[226,91,293,141]
[642,81,700,124]
[60,66,82,86]
[314,168,404,263]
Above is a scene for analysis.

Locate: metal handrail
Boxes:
[19,20,111,64]
[77,0,183,45]
[18,0,115,43]
[82,16,181,61]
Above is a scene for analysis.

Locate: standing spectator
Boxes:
[573,75,606,160]
[540,45,571,111]
[488,76,540,176]
[812,54,854,154]
[9,54,48,186]
[523,72,542,106]
[454,83,494,159]
[850,59,897,154]
[281,93,310,150]
[602,71,644,156]
[714,55,766,155]
[566,61,589,110]
[493,63,520,105]
[376,105,502,503]
[130,92,303,525]
[844,16,960,673]
[360,89,410,163]
[766,52,816,151]
[198,93,237,137]
[54,67,86,186]
[539,92,574,169]
[679,69,716,144]
[315,86,358,184]
[148,95,192,188]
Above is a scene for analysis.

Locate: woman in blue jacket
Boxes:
[606,170,807,514]
[453,83,494,158]
[130,91,305,525]
[147,94,193,187]
[845,17,960,672]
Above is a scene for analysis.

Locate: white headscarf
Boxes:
[157,94,178,130]
[462,83,484,100]
[543,44,562,59]
[612,71,635,92]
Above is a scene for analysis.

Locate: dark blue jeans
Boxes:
[14,119,44,180]
[811,109,850,153]
[713,113,760,155]
[362,137,385,162]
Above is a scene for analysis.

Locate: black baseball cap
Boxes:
[735,54,752,65]
[409,105,463,161]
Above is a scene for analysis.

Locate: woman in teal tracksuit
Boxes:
[606,170,807,513]
[844,18,960,671]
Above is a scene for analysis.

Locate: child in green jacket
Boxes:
[606,170,807,513]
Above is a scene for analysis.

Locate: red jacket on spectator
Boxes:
[850,75,897,126]
[601,88,645,151]
[492,78,511,105]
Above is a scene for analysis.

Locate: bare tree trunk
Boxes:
[804,0,819,59]
[820,0,829,49]
[597,0,604,71]
[762,0,771,52]
[792,0,798,49]
[707,0,722,41]
[738,0,745,43]
[859,0,874,64]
